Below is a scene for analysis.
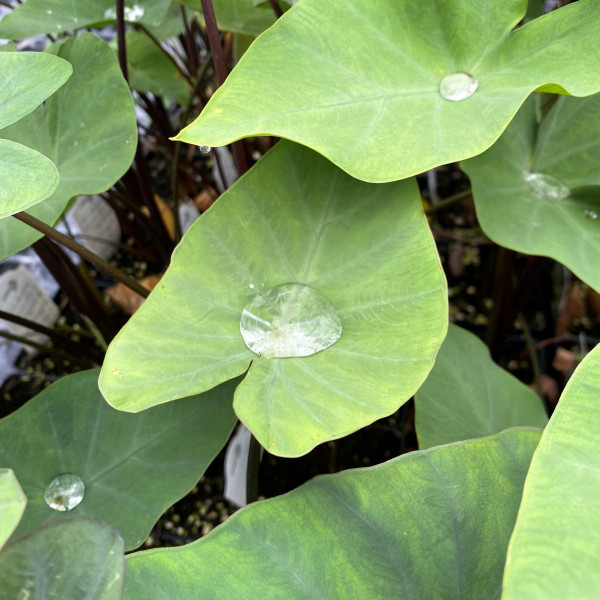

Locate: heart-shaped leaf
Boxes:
[175,0,600,183]
[415,324,547,448]
[0,0,170,38]
[123,427,540,599]
[0,469,26,548]
[502,344,600,599]
[0,51,71,130]
[99,140,447,457]
[0,370,237,550]
[0,33,137,260]
[463,93,600,293]
[0,517,124,600]
[0,139,59,219]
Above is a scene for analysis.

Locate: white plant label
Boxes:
[224,424,253,508]
[0,265,59,354]
[65,195,121,261]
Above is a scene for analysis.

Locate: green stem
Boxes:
[425,188,472,216]
[14,212,150,299]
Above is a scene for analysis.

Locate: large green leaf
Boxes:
[0,370,237,551]
[502,344,600,599]
[0,139,59,218]
[99,141,447,457]
[0,469,26,548]
[179,0,276,36]
[0,0,170,38]
[0,33,136,260]
[0,517,124,600]
[0,51,71,129]
[175,0,600,183]
[126,30,190,105]
[415,324,547,449]
[124,427,540,599]
[463,93,600,293]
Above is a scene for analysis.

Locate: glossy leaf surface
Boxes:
[503,344,600,599]
[0,34,136,260]
[124,428,540,599]
[176,0,600,182]
[463,93,600,293]
[100,141,447,457]
[0,370,237,550]
[0,0,170,37]
[0,469,26,548]
[0,139,59,218]
[0,51,71,129]
[415,324,547,448]
[0,517,124,600]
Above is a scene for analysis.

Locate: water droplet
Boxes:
[584,209,599,220]
[240,283,342,358]
[523,171,570,202]
[44,473,85,512]
[199,146,211,154]
[439,72,478,101]
[249,283,255,289]
[46,9,52,15]
[105,5,145,21]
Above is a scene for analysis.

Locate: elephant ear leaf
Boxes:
[174,0,600,182]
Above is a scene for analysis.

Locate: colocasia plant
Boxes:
[0,0,599,598]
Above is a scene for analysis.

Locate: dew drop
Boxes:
[523,171,570,202]
[584,209,599,220]
[44,473,85,512]
[240,283,342,358]
[46,9,52,14]
[199,145,211,154]
[439,72,478,101]
[104,5,145,21]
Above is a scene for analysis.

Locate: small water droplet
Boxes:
[240,283,342,358]
[105,5,145,21]
[584,209,599,220]
[249,283,255,289]
[199,146,211,154]
[46,9,52,15]
[44,473,85,511]
[523,171,570,202]
[439,72,478,101]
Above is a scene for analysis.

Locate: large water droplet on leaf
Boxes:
[439,72,478,101]
[44,473,85,512]
[240,283,342,358]
[523,171,570,202]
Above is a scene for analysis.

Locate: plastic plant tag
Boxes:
[0,265,59,353]
[64,195,121,261]
[224,424,254,507]
[178,202,201,235]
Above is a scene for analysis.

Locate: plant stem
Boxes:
[138,24,194,85]
[115,0,128,81]
[200,0,227,85]
[0,329,95,369]
[268,0,284,18]
[246,434,262,504]
[425,188,472,216]
[200,0,249,176]
[519,313,543,399]
[0,309,102,363]
[14,212,150,299]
